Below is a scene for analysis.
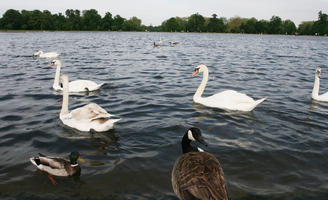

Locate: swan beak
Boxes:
[78,157,86,163]
[192,69,199,76]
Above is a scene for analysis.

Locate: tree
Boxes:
[226,16,248,33]
[207,14,226,32]
[313,11,328,35]
[122,16,144,31]
[187,13,205,32]
[82,9,101,30]
[281,19,296,34]
[255,20,269,34]
[1,9,22,29]
[162,17,180,32]
[298,21,314,35]
[65,9,82,30]
[101,12,113,31]
[269,16,282,34]
[112,15,125,31]
[52,13,66,30]
[240,17,257,33]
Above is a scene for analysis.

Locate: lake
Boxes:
[0,32,327,200]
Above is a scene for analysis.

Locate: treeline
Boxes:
[0,9,145,31]
[0,9,327,35]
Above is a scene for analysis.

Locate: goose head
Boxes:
[69,151,85,166]
[50,59,61,67]
[316,67,321,79]
[182,127,208,153]
[33,50,43,56]
[192,64,207,76]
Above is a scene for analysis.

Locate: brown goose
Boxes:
[171,127,228,200]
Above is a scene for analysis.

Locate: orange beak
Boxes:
[192,69,199,76]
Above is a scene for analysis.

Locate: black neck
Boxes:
[181,133,198,154]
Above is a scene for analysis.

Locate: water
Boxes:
[0,32,328,200]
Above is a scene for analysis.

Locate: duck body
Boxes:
[29,152,81,177]
[60,74,120,132]
[51,59,104,93]
[192,64,266,112]
[34,50,59,58]
[312,67,328,102]
[172,152,228,200]
[172,127,228,200]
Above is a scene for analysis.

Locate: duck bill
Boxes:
[78,157,86,163]
[192,69,199,76]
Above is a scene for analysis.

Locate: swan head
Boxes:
[192,64,207,76]
[50,59,61,66]
[187,127,208,146]
[316,67,321,79]
[33,50,43,56]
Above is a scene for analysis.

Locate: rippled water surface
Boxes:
[0,32,328,200]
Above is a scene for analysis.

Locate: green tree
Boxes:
[313,11,328,35]
[101,12,113,31]
[207,14,226,32]
[255,20,269,34]
[298,21,314,35]
[122,16,143,31]
[162,17,180,32]
[187,13,205,32]
[52,13,66,30]
[82,9,101,30]
[240,17,257,33]
[65,9,82,30]
[281,19,296,34]
[1,9,22,29]
[226,16,247,33]
[269,16,282,34]
[112,15,125,31]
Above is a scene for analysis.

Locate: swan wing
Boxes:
[68,80,103,92]
[70,103,111,121]
[198,90,265,111]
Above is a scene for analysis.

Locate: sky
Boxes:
[0,0,327,26]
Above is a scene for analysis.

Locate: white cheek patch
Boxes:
[188,130,196,141]
[197,147,205,152]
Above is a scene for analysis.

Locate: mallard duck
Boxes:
[171,127,229,200]
[30,151,84,177]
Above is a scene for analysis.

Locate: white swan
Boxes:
[60,74,120,132]
[33,50,59,58]
[51,59,104,93]
[312,67,328,102]
[192,64,266,112]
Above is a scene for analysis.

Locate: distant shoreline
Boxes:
[0,30,327,37]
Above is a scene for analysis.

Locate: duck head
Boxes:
[69,151,85,165]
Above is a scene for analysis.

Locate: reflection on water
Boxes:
[0,32,328,200]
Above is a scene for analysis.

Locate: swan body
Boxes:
[34,50,59,58]
[192,64,266,112]
[30,152,83,177]
[60,74,120,132]
[51,59,104,93]
[172,127,228,200]
[154,37,163,47]
[312,67,328,102]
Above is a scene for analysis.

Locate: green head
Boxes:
[69,151,80,165]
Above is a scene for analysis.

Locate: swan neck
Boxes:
[312,76,320,98]
[53,63,61,90]
[193,69,208,101]
[61,79,69,115]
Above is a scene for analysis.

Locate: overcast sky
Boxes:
[1,0,327,26]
